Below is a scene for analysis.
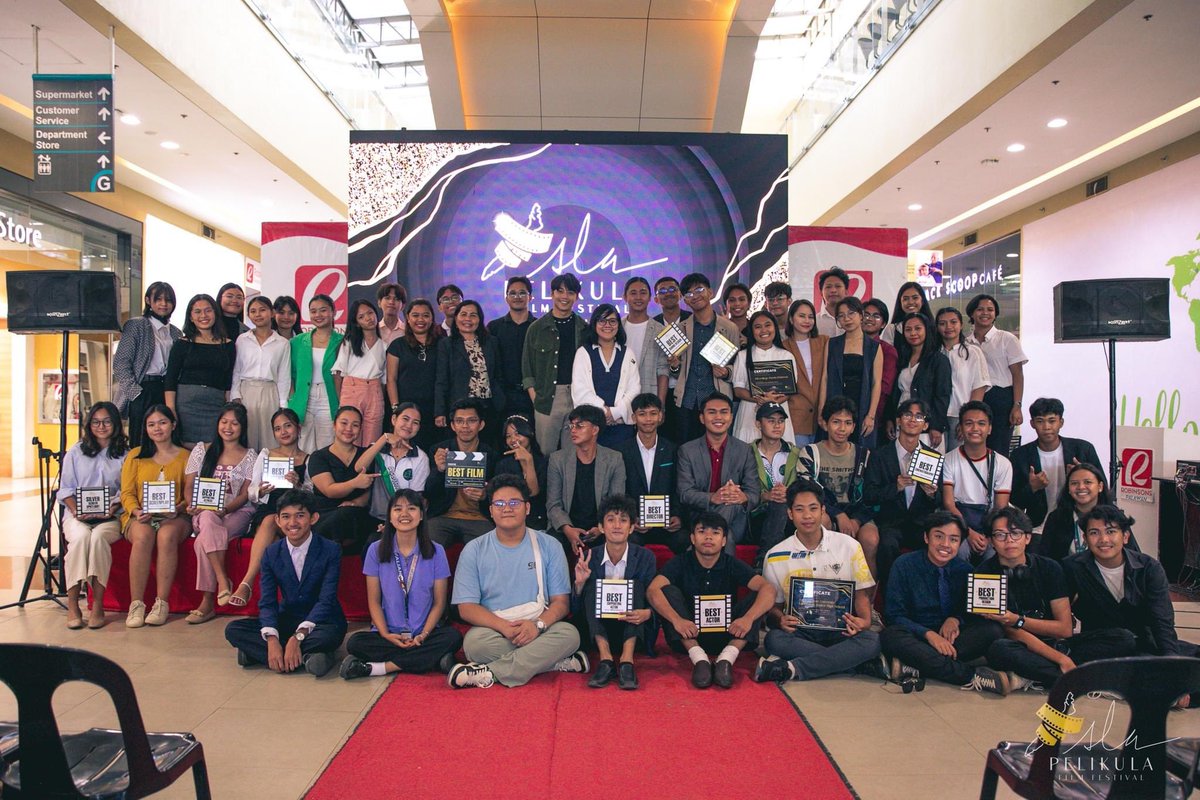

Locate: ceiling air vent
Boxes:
[963,231,978,247]
[1086,175,1109,197]
[202,225,216,240]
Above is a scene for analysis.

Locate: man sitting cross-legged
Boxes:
[572,494,657,690]
[647,512,776,689]
[448,474,589,688]
[755,478,882,683]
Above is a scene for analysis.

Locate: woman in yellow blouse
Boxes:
[120,404,192,628]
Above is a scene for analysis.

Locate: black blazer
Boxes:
[615,434,677,499]
[258,535,346,632]
[862,440,940,530]
[887,351,952,433]
[1064,548,1179,654]
[1038,503,1140,564]
[425,438,499,518]
[570,542,658,615]
[1009,437,1102,527]
[433,335,505,419]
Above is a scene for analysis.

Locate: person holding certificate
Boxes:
[120,405,192,628]
[60,402,128,629]
[731,311,797,443]
[339,489,463,680]
[614,394,682,550]
[673,273,740,444]
[647,513,776,689]
[426,398,499,546]
[184,402,258,624]
[571,495,657,689]
[755,478,880,683]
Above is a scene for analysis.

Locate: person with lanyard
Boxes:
[164,294,237,448]
[860,297,899,429]
[216,283,248,342]
[621,277,670,405]
[385,299,442,453]
[731,310,797,444]
[230,295,291,451]
[674,273,740,444]
[782,299,828,447]
[333,299,388,447]
[755,478,881,683]
[721,282,752,344]
[749,403,801,559]
[272,295,302,340]
[340,489,462,680]
[572,304,640,448]
[934,307,990,452]
[435,284,463,337]
[434,299,504,446]
[818,296,882,448]
[887,312,951,450]
[1038,462,1140,563]
[308,406,379,553]
[966,293,1027,457]
[1009,397,1101,533]
[494,414,548,530]
[814,267,850,338]
[288,293,344,453]
[763,281,793,334]
[113,281,183,448]
[941,401,1013,564]
[426,398,499,546]
[356,402,429,523]
[651,275,691,439]
[880,282,933,346]
[522,273,585,456]
[375,282,407,345]
[487,276,537,419]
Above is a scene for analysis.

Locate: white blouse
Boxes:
[331,338,386,380]
[185,443,258,497]
[943,342,992,417]
[731,344,798,443]
[231,329,292,406]
[571,344,641,424]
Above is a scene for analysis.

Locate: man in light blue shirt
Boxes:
[449,474,588,688]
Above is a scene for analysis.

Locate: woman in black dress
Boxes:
[818,297,883,448]
[164,294,236,447]
[434,300,504,443]
[308,406,378,553]
[386,299,442,452]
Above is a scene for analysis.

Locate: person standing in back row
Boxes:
[966,294,1027,457]
[522,274,585,455]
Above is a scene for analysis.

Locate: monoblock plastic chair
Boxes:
[0,643,211,799]
[979,656,1200,799]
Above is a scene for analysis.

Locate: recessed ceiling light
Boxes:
[1006,143,1025,153]
[1047,118,1068,128]
[907,203,922,211]
[1006,253,1019,258]
[120,113,140,125]
[160,140,180,150]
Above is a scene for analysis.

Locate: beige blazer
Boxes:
[783,334,828,436]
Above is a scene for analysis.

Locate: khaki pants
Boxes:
[534,385,573,457]
[463,621,580,687]
[63,516,122,589]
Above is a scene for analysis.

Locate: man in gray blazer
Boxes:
[676,391,760,552]
[547,405,627,558]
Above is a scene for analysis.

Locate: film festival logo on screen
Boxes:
[812,270,873,312]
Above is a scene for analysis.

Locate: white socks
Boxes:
[687,646,708,665]
[716,645,740,665]
[369,662,388,677]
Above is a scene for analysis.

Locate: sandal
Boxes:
[67,614,85,630]
[186,608,216,625]
[228,581,252,608]
[216,587,233,607]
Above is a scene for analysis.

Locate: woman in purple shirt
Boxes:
[339,488,463,679]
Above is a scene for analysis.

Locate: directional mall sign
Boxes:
[32,74,114,193]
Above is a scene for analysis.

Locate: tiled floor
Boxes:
[2,477,1199,798]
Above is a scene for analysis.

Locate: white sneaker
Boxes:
[964,666,1011,696]
[144,597,170,626]
[890,657,921,682]
[1008,673,1036,692]
[125,600,146,628]
[448,663,495,689]
[554,650,590,673]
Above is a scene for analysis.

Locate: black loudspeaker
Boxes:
[1053,278,1170,343]
[6,270,121,334]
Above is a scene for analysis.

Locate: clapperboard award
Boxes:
[654,323,689,358]
[192,477,227,512]
[694,594,733,633]
[141,481,176,515]
[906,445,945,486]
[967,573,1008,615]
[788,577,854,631]
[263,456,294,489]
[445,451,488,488]
[75,487,111,516]
[595,579,635,619]
[699,332,739,367]
[749,360,798,395]
[639,495,670,528]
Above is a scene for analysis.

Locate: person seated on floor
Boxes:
[356,402,429,523]
[426,398,499,546]
[1009,397,1101,533]
[880,511,1003,690]
[861,398,941,584]
[647,512,776,689]
[571,494,657,690]
[448,474,589,689]
[676,392,760,554]
[546,404,625,559]
[749,403,801,557]
[340,489,463,680]
[224,489,347,677]
[941,400,1012,564]
[308,405,379,553]
[614,393,683,550]
[975,506,1135,696]
[755,478,881,683]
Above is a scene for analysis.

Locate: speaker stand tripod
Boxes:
[1106,337,1122,492]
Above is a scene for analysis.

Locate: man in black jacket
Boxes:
[1010,398,1101,530]
[615,393,683,550]
[427,398,498,545]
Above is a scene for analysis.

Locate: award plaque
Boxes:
[967,573,1008,615]
[693,594,732,633]
[263,456,294,489]
[75,486,111,516]
[141,481,176,515]
[699,332,738,367]
[788,577,854,631]
[445,451,488,488]
[655,323,689,358]
[749,360,798,395]
[906,446,945,486]
[639,495,670,528]
[595,579,634,619]
[192,477,227,512]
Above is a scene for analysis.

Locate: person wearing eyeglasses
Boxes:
[385,299,442,453]
[571,304,640,447]
[651,276,691,438]
[763,281,793,334]
[522,273,586,456]
[435,284,463,337]
[674,273,741,444]
[860,298,898,428]
[487,276,538,420]
[547,405,626,560]
[426,398,499,547]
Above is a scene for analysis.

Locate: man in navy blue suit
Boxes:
[225,489,347,676]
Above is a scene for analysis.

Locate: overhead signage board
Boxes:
[32,74,114,193]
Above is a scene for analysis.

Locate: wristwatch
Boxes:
[534,619,547,634]
[295,629,308,642]
[1014,615,1026,630]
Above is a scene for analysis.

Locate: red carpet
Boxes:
[307,651,856,800]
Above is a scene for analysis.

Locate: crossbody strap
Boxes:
[965,451,995,507]
[528,530,547,607]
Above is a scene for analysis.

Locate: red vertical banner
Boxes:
[260,223,349,329]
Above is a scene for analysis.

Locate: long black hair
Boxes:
[201,402,249,477]
[403,299,441,348]
[890,281,933,326]
[80,401,129,458]
[935,306,971,360]
[217,283,245,322]
[785,299,818,340]
[583,303,625,347]
[246,295,274,328]
[345,299,380,357]
[136,404,182,459]
[743,309,782,377]
[502,413,541,458]
[1056,462,1111,512]
[182,294,224,341]
[141,281,176,320]
[376,488,435,561]
[895,312,939,368]
[272,295,302,335]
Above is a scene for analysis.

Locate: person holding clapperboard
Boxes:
[426,398,498,546]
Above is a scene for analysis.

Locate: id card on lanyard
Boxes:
[393,549,419,634]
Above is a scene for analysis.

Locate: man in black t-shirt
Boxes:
[647,512,776,689]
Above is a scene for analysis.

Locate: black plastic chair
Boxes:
[0,643,210,799]
[979,656,1200,799]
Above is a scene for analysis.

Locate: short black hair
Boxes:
[721,282,751,302]
[821,395,858,422]
[1029,398,1065,418]
[986,506,1033,536]
[895,397,933,422]
[276,489,319,514]
[922,510,967,539]
[567,404,606,428]
[958,400,993,423]
[966,293,1000,319]
[819,267,851,291]
[699,391,734,413]
[623,276,651,294]
[835,296,864,317]
[376,282,406,303]
[863,297,890,320]
[630,393,663,413]
[485,473,531,504]
[506,275,533,293]
[450,397,487,420]
[599,494,639,523]
[436,284,463,302]
[679,272,711,295]
[691,511,729,537]
[786,477,825,508]
[764,281,792,299]
[654,275,680,290]
[550,274,581,294]
[1080,504,1135,533]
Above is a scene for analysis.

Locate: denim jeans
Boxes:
[764,626,881,680]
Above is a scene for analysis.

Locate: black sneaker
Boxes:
[965,666,1011,696]
[303,651,334,677]
[692,659,713,689]
[437,651,458,675]
[236,648,253,668]
[753,656,793,683]
[587,660,616,688]
[617,662,638,690]
[448,662,495,689]
[855,654,890,681]
[339,655,371,680]
[713,659,734,689]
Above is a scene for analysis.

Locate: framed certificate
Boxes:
[906,446,945,486]
[967,573,1008,615]
[655,323,689,358]
[75,487,111,516]
[141,481,176,515]
[263,456,294,489]
[699,332,738,367]
[749,360,798,395]
[445,451,488,488]
[192,477,227,512]
[595,579,634,619]
[788,577,854,631]
[639,495,670,528]
[693,594,732,633]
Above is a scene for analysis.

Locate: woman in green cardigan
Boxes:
[288,294,344,452]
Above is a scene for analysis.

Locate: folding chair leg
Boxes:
[192,758,212,800]
[979,765,999,800]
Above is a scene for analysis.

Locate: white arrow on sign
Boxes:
[97,107,110,119]
[97,154,110,168]
[97,132,110,144]
[97,86,110,99]
[451,451,486,462]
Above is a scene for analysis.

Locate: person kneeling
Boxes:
[756,478,881,682]
[224,490,347,676]
[340,489,463,680]
[448,474,589,688]
[572,494,657,690]
[647,513,776,689]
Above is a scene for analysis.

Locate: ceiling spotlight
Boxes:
[1047,118,1068,128]
[1006,143,1026,153]
[907,203,922,211]
[160,140,180,150]
[120,113,140,126]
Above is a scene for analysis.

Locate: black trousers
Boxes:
[880,616,1003,685]
[313,505,379,554]
[983,385,1015,457]
[581,581,648,647]
[875,523,924,588]
[987,629,1138,686]
[127,376,166,448]
[631,526,689,554]
[753,502,792,565]
[659,584,759,655]
[225,615,346,665]
[346,625,463,672]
